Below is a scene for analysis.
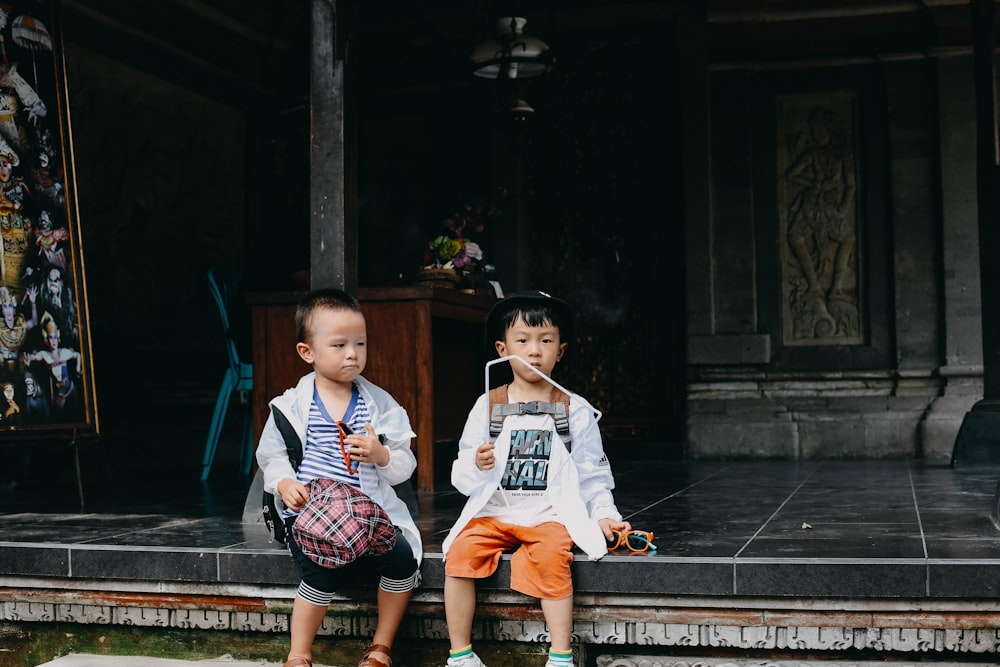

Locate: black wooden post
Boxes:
[309,0,353,292]
[952,0,1000,465]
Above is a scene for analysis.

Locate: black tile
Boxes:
[573,557,733,595]
[86,520,256,549]
[0,544,70,576]
[0,513,206,544]
[924,538,1000,559]
[736,560,926,597]
[740,535,926,559]
[755,520,921,540]
[914,489,994,511]
[218,551,300,585]
[70,546,220,581]
[928,560,1000,597]
[918,510,1000,539]
[644,535,752,559]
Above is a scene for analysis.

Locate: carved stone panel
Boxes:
[776,92,863,346]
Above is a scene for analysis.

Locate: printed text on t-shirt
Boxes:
[500,429,553,490]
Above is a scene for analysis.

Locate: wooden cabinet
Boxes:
[249,287,494,490]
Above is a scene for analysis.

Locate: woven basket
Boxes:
[414,267,460,289]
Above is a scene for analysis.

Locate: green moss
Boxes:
[0,623,290,666]
[0,623,552,667]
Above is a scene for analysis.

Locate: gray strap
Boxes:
[489,400,572,451]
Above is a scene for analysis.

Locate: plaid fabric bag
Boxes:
[291,478,396,568]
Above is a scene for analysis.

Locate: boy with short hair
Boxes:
[442,290,631,667]
[256,288,421,667]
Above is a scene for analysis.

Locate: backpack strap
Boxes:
[261,406,303,546]
[548,388,572,452]
[271,406,303,471]
[488,385,509,443]
[488,385,573,452]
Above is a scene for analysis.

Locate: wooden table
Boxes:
[249,287,495,490]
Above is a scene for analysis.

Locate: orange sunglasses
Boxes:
[337,420,359,474]
[606,529,656,552]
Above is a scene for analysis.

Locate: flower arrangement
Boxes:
[422,201,500,276]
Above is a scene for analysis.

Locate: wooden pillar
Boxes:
[952,0,1000,465]
[310,0,354,292]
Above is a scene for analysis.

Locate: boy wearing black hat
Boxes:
[441,291,631,667]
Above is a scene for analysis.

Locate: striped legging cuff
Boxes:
[379,571,418,593]
[297,581,334,606]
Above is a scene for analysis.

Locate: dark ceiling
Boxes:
[59,0,996,102]
[708,0,984,64]
[61,0,310,100]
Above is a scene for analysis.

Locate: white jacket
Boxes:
[255,372,423,564]
[443,390,622,561]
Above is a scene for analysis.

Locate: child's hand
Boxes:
[278,478,309,511]
[598,517,632,542]
[345,424,389,467]
[476,442,496,470]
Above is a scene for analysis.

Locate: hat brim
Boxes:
[484,290,574,357]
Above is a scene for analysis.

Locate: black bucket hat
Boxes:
[484,290,575,357]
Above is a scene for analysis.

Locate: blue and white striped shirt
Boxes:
[296,382,371,490]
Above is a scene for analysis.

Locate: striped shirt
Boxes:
[284,382,376,518]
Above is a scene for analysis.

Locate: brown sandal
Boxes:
[359,643,392,667]
[283,659,312,667]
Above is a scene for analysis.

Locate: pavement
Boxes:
[35,656,323,667]
[31,656,1000,667]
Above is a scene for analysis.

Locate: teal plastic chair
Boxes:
[200,267,254,481]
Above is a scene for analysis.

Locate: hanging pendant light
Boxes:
[471,16,553,80]
[507,97,534,123]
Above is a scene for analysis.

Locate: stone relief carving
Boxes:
[231,611,286,633]
[59,603,111,625]
[777,92,862,346]
[595,658,996,667]
[494,619,551,642]
[173,608,229,630]
[6,601,1000,657]
[115,606,169,627]
[784,627,854,651]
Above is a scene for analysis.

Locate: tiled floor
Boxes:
[3,414,1000,600]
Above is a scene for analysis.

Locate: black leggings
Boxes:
[284,518,418,599]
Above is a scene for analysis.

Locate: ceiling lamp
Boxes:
[507,98,535,123]
[471,16,553,80]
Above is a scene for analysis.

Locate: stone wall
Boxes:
[686,55,984,460]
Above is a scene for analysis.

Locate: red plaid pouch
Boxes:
[291,478,396,568]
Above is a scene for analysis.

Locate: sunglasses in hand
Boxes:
[606,529,656,553]
[337,420,360,474]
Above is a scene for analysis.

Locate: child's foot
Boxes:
[446,651,486,667]
[544,649,574,667]
[283,658,312,667]
[359,643,393,667]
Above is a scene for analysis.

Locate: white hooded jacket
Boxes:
[255,372,423,564]
[442,388,622,561]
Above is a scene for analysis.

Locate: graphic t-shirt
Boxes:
[476,412,562,526]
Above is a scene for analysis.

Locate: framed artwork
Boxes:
[0,0,96,435]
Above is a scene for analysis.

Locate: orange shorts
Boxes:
[444,517,575,599]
